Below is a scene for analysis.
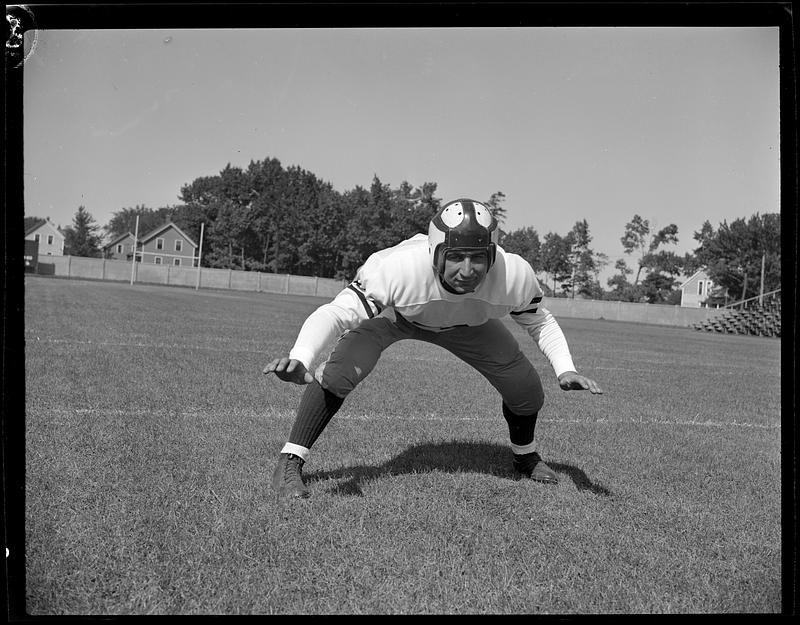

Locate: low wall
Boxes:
[34,255,726,327]
[542,296,725,328]
[36,255,347,299]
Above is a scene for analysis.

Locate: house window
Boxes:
[156,238,164,250]
[175,240,182,252]
[173,258,181,266]
[697,281,704,296]
[155,256,163,265]
[47,235,54,245]
[34,234,40,243]
[116,244,123,253]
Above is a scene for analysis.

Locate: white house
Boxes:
[679,269,716,307]
[25,218,65,256]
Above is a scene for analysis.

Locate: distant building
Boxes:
[25,218,65,256]
[679,269,716,307]
[102,232,137,261]
[136,222,198,267]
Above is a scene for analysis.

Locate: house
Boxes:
[24,218,65,256]
[679,269,716,307]
[136,222,198,267]
[102,232,137,261]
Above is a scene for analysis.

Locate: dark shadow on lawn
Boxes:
[307,441,613,498]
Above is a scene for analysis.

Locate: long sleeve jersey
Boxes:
[288,233,577,377]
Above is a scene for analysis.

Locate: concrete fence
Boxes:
[541,296,725,328]
[33,254,726,328]
[34,255,348,299]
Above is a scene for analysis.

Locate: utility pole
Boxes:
[129,215,139,286]
[741,270,748,306]
[759,252,766,305]
[195,222,205,290]
[570,264,576,299]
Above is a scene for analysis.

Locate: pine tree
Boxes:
[63,206,102,257]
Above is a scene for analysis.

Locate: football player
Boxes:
[265,198,603,499]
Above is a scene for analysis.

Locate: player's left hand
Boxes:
[558,371,603,394]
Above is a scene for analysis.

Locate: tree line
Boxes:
[27,156,780,305]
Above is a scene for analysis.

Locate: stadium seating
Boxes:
[692,291,781,338]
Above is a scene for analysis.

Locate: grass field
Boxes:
[20,276,784,614]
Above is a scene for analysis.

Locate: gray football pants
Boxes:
[315,312,545,416]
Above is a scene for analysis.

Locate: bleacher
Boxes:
[692,290,781,338]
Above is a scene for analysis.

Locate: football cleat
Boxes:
[513,451,558,484]
[272,453,310,500]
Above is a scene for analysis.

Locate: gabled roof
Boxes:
[24,219,46,237]
[138,222,198,248]
[679,268,709,290]
[102,231,135,250]
[25,218,64,238]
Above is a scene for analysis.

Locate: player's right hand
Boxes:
[263,357,314,385]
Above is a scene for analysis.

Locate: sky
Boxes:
[22,26,780,282]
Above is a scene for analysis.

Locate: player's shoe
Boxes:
[513,451,558,484]
[272,453,310,499]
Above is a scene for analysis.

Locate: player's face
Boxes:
[442,249,489,293]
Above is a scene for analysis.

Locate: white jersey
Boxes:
[289,234,577,377]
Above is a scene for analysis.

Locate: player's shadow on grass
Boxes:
[308,441,613,498]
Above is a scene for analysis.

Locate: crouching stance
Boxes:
[265,199,603,500]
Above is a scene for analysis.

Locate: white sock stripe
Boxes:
[510,441,537,455]
[281,442,310,462]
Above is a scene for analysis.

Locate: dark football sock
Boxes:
[288,380,345,449]
[502,402,538,447]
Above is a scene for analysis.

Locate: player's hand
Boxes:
[558,371,603,394]
[263,357,314,385]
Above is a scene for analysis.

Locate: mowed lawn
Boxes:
[21,276,783,614]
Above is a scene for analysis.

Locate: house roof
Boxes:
[24,219,46,237]
[138,222,198,248]
[679,268,709,290]
[25,218,64,238]
[102,232,135,250]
